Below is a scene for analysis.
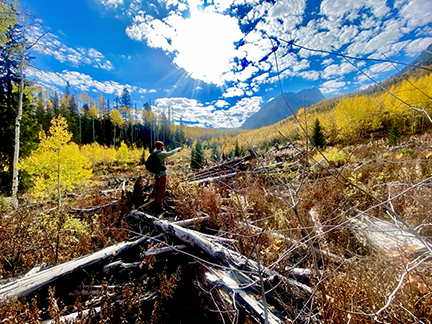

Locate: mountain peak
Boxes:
[240,88,325,130]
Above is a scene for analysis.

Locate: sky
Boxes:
[22,0,432,128]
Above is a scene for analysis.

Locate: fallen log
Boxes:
[188,171,239,185]
[0,236,147,303]
[99,188,119,196]
[41,291,157,324]
[72,199,119,215]
[130,210,313,299]
[131,210,268,275]
[189,151,258,182]
[103,245,188,272]
[205,267,285,324]
[173,215,210,228]
[349,215,432,257]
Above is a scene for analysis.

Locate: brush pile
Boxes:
[1,136,431,323]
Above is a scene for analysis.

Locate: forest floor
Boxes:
[0,133,432,323]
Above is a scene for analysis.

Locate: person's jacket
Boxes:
[153,147,182,177]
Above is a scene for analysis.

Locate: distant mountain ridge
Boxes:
[240,88,325,130]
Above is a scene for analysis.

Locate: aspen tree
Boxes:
[20,115,92,208]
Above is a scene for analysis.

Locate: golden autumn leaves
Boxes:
[20,115,92,206]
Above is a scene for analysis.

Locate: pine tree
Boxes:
[190,139,205,169]
[388,124,401,146]
[210,140,220,162]
[311,118,326,148]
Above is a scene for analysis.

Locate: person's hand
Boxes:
[178,147,183,151]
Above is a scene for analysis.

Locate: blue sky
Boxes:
[23,0,432,128]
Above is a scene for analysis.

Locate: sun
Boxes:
[172,9,243,85]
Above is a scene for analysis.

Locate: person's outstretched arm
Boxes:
[157,147,182,159]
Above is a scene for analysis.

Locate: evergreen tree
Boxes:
[0,5,39,183]
[160,111,171,144]
[233,139,244,157]
[311,118,326,148]
[210,140,220,162]
[388,124,401,145]
[190,138,205,169]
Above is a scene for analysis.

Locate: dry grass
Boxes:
[1,133,432,323]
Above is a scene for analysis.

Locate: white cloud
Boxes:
[154,95,262,128]
[404,37,432,56]
[298,70,320,81]
[214,100,229,108]
[126,7,243,85]
[172,11,243,84]
[28,25,114,71]
[254,0,306,37]
[399,0,432,28]
[126,13,175,51]
[25,67,155,97]
[322,63,356,79]
[99,0,124,8]
[223,86,245,98]
[320,80,346,94]
[320,0,389,19]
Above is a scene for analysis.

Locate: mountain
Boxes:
[240,88,325,130]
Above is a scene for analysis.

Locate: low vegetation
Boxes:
[1,126,431,322]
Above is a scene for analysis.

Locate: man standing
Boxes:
[152,141,182,208]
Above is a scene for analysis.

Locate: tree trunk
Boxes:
[92,118,95,142]
[0,236,148,302]
[113,125,116,148]
[57,150,61,209]
[11,35,26,209]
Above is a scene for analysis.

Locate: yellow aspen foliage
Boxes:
[116,141,130,164]
[334,95,383,141]
[87,98,98,119]
[143,109,156,123]
[318,110,337,143]
[384,74,432,128]
[110,109,124,127]
[384,85,415,126]
[128,144,143,164]
[20,115,92,203]
[80,142,116,168]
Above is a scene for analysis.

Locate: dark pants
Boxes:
[154,175,167,206]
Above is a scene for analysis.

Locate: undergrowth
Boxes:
[1,133,431,323]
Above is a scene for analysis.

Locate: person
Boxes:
[152,141,183,208]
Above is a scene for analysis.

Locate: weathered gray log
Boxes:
[349,215,432,257]
[103,245,188,272]
[70,285,119,297]
[99,188,119,196]
[205,267,284,324]
[173,215,210,228]
[189,151,258,182]
[72,199,118,214]
[131,210,267,275]
[41,292,157,324]
[24,263,47,277]
[0,236,147,303]
[188,171,239,185]
[130,210,313,299]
